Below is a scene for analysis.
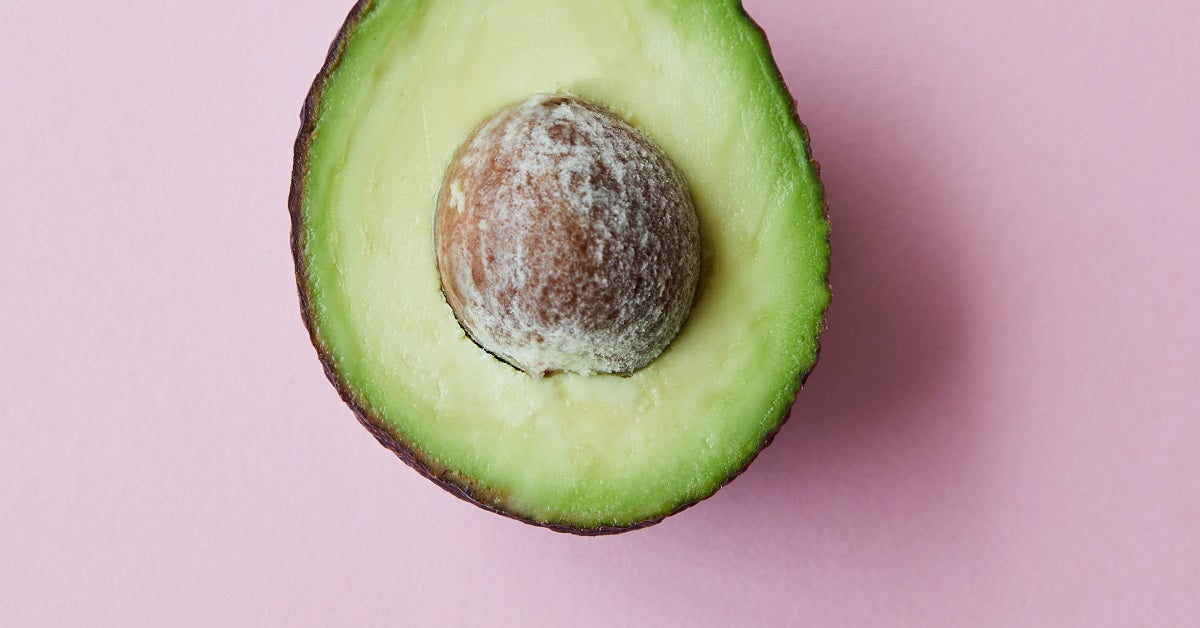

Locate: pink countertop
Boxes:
[2,0,1197,624]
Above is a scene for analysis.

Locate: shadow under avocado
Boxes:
[687,77,981,536]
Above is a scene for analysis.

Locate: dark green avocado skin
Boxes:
[289,0,830,535]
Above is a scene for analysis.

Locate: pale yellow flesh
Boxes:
[300,0,829,527]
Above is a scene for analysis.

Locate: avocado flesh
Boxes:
[293,0,830,532]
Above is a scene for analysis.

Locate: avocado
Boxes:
[290,0,830,534]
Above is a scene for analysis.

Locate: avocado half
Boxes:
[290,0,830,534]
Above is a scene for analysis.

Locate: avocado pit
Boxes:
[434,94,701,376]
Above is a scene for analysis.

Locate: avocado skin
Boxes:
[289,0,830,535]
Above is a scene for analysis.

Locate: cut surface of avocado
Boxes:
[291,0,830,533]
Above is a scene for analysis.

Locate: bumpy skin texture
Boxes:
[435,94,701,377]
[290,0,830,535]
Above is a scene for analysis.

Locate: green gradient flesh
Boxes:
[296,0,829,529]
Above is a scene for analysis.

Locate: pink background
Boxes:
[3,0,1198,625]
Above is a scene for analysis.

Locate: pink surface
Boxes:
[2,0,1198,625]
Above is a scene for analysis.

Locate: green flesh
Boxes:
[296,0,829,530]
